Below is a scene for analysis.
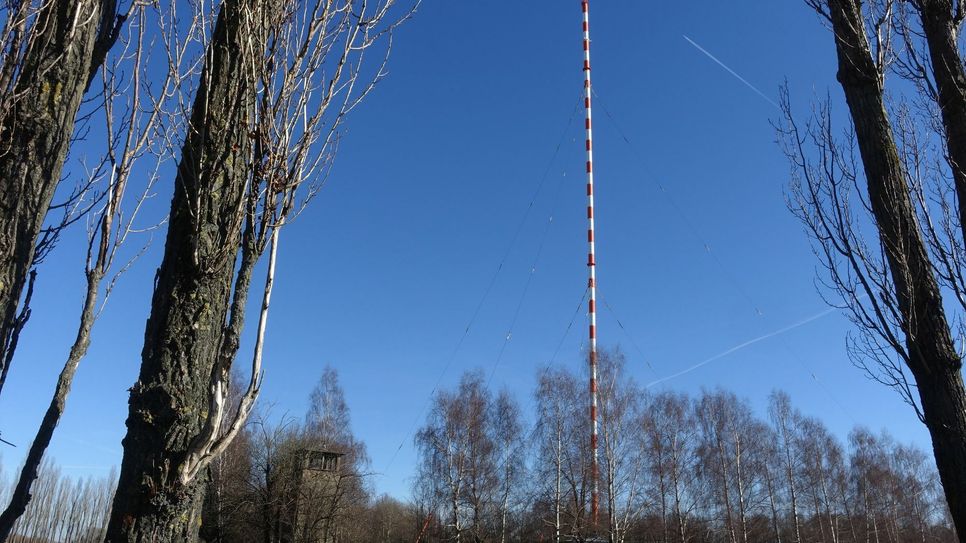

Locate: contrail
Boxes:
[646,306,838,388]
[683,35,780,110]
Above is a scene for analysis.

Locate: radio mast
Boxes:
[579,0,600,527]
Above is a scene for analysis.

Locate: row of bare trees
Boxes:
[1,357,953,543]
[413,352,956,543]
[413,371,526,543]
[0,460,116,543]
[0,0,409,540]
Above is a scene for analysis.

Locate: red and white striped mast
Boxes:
[580,0,600,527]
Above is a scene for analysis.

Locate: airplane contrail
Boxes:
[646,306,838,388]
[683,35,780,110]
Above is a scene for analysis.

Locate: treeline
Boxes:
[411,351,957,543]
[1,357,956,543]
[0,461,115,543]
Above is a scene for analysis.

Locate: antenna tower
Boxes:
[580,0,600,527]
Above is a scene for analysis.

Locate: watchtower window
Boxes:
[307,451,340,472]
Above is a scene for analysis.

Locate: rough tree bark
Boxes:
[912,0,966,244]
[822,0,966,538]
[104,0,263,539]
[0,0,119,395]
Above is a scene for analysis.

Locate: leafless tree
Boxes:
[414,372,483,543]
[363,495,419,543]
[0,0,124,397]
[492,390,524,543]
[796,418,841,543]
[770,391,805,543]
[414,371,527,543]
[781,0,966,534]
[0,0,182,535]
[533,366,592,543]
[695,390,770,543]
[534,367,575,543]
[105,0,411,538]
[0,459,116,543]
[596,350,646,543]
[642,391,701,543]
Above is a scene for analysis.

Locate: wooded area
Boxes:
[1,361,957,543]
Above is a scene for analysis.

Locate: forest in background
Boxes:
[1,354,956,543]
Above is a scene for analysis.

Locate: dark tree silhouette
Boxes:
[781,0,966,536]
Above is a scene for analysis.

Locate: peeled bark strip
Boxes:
[0,0,117,396]
[105,1,263,540]
[824,0,966,538]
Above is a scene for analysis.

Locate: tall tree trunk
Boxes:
[671,446,688,543]
[842,482,859,543]
[658,454,669,543]
[914,0,966,244]
[824,0,966,539]
[764,462,783,543]
[0,0,117,396]
[821,473,838,543]
[104,0,260,540]
[779,412,803,543]
[556,427,562,543]
[733,433,749,543]
[715,432,736,543]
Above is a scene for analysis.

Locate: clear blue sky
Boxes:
[0,1,933,500]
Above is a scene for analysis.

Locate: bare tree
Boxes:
[533,366,592,542]
[247,412,304,543]
[0,0,123,396]
[0,0,183,535]
[363,495,418,543]
[105,0,407,538]
[492,390,524,543]
[596,350,645,543]
[695,390,769,543]
[770,391,805,543]
[0,459,116,543]
[413,371,527,543]
[415,379,469,543]
[642,391,700,543]
[798,418,843,543]
[782,0,966,535]
[534,367,579,543]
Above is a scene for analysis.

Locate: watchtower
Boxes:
[289,449,345,543]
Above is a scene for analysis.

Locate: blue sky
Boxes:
[0,1,934,500]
